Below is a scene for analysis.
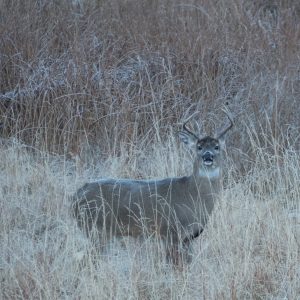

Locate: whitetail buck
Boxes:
[72,112,233,265]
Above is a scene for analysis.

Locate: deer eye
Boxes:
[197,145,202,150]
[215,145,219,150]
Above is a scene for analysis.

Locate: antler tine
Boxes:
[182,112,200,139]
[216,110,234,139]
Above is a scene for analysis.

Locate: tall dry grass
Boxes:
[1,0,299,161]
[0,0,300,299]
[0,130,299,299]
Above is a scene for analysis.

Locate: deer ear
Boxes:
[218,136,226,148]
[178,131,197,148]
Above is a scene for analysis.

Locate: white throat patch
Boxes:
[199,167,220,179]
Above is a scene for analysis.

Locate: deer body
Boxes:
[73,169,220,239]
[72,113,233,264]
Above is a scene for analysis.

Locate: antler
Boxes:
[215,110,234,139]
[182,112,200,140]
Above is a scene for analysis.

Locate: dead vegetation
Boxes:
[0,0,300,299]
[1,0,299,160]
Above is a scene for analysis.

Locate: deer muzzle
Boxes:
[202,151,214,166]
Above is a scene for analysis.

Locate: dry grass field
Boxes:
[0,0,300,299]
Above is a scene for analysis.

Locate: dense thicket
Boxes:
[1,0,299,163]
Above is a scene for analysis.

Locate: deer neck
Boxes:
[190,163,222,189]
[198,166,220,180]
[193,157,221,177]
[184,164,221,213]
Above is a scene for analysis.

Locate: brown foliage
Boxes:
[0,0,299,163]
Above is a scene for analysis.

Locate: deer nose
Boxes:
[203,151,214,161]
[202,151,214,166]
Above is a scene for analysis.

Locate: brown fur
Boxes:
[72,116,233,264]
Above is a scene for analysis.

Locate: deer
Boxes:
[72,112,233,265]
